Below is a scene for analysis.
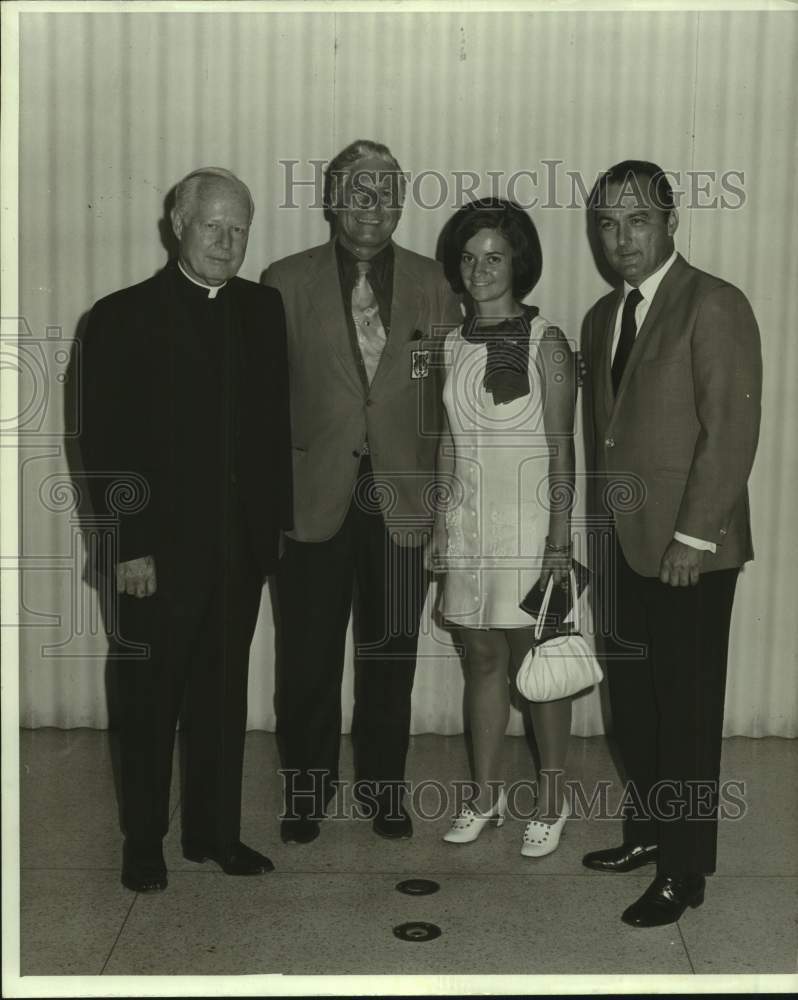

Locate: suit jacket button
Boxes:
[366,399,373,407]
[605,437,615,448]
[352,450,360,458]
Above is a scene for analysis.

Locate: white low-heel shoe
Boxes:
[521,802,569,857]
[443,790,507,844]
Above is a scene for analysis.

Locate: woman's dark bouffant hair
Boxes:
[443,197,543,300]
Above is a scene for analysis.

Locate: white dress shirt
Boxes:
[611,251,716,555]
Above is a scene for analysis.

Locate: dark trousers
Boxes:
[275,472,428,818]
[113,548,262,852]
[602,538,738,875]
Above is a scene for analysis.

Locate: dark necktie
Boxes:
[611,287,643,395]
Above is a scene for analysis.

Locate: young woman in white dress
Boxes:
[432,199,576,856]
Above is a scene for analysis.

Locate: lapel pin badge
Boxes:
[411,348,430,380]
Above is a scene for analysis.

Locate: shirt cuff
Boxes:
[674,531,717,554]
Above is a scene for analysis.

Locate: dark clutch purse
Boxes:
[519,560,591,639]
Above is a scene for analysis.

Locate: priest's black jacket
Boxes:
[80,261,292,588]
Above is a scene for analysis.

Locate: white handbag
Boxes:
[515,570,603,702]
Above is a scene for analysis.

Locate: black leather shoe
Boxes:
[280,816,320,844]
[121,841,167,893]
[373,802,413,840]
[583,842,658,872]
[183,840,274,874]
[622,874,705,927]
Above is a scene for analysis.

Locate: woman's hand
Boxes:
[426,519,449,573]
[539,544,571,590]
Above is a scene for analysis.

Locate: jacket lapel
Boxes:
[369,245,422,393]
[304,242,364,394]
[609,254,689,420]
[601,290,622,419]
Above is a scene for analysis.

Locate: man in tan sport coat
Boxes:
[262,139,462,844]
[581,160,761,928]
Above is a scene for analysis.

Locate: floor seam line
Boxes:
[677,920,697,974]
[98,892,138,975]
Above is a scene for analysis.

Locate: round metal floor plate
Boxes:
[395,878,440,896]
[393,921,442,942]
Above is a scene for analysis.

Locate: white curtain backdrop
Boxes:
[15,8,798,736]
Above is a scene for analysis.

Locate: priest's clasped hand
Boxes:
[116,555,157,597]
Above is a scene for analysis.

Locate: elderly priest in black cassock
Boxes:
[81,167,291,893]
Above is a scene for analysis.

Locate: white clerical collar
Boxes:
[178,260,227,299]
[624,249,678,304]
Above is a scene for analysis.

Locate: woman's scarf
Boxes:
[461,304,539,404]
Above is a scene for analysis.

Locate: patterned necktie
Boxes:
[351,260,387,385]
[611,287,643,395]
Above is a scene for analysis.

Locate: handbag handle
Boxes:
[533,568,581,640]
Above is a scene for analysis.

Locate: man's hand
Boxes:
[116,555,157,597]
[659,540,704,587]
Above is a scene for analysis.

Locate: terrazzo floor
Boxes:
[13,729,798,990]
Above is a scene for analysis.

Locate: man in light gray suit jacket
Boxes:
[262,139,462,844]
[582,160,761,928]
